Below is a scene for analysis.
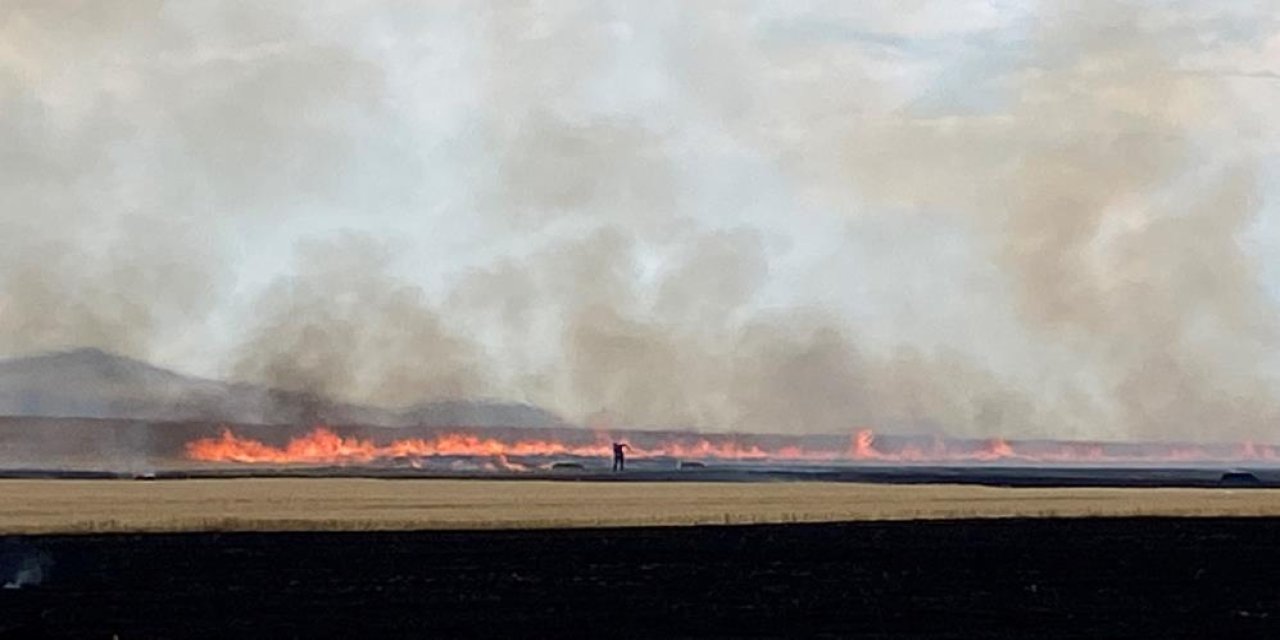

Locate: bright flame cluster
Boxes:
[184,426,1280,467]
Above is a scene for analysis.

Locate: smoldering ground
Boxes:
[1,1,1278,442]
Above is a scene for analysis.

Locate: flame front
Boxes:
[185,426,1280,467]
[185,427,786,465]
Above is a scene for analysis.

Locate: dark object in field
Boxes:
[1220,471,1262,487]
[678,461,706,470]
[549,462,584,470]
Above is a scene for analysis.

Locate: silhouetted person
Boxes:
[612,442,630,472]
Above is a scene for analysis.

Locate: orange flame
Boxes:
[184,426,1280,467]
[850,429,877,459]
[185,427,798,466]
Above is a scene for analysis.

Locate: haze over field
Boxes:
[3,2,1280,442]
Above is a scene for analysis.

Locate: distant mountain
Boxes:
[0,348,251,422]
[0,348,567,428]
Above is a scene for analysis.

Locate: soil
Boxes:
[4,518,1280,638]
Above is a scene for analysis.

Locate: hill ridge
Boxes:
[0,348,565,428]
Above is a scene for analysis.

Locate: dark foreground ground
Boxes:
[4,518,1280,639]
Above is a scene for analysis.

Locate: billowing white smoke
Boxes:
[2,2,1278,442]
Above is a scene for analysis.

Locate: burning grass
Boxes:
[3,479,1280,534]
[185,426,1280,466]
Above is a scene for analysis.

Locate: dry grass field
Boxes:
[4,478,1280,534]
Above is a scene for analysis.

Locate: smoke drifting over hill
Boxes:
[2,2,1278,441]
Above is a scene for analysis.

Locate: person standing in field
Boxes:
[612,442,630,472]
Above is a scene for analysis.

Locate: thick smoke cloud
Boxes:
[822,2,1280,441]
[0,1,390,361]
[3,1,1278,441]
[234,235,489,408]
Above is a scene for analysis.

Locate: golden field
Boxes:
[3,479,1280,534]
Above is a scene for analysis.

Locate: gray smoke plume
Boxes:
[233,235,490,408]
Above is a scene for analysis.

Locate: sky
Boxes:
[2,1,1280,441]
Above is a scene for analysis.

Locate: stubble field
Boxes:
[3,478,1280,534]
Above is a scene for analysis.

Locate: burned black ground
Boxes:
[4,517,1280,638]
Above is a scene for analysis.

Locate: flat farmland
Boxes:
[4,478,1280,533]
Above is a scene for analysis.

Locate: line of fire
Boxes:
[184,425,1280,470]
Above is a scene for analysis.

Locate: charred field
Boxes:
[5,517,1280,638]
